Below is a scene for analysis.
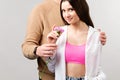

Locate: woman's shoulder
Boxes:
[88,26,100,38]
[60,25,68,29]
[89,26,99,32]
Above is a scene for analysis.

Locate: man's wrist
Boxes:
[33,46,38,56]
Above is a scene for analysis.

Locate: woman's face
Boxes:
[61,1,80,24]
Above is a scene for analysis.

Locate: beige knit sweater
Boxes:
[21,0,64,80]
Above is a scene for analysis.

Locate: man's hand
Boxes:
[36,44,57,57]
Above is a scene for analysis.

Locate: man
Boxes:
[21,0,106,80]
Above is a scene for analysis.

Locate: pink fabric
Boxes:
[65,41,85,64]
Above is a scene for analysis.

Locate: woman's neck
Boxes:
[69,22,88,32]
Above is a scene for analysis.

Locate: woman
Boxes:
[47,0,106,80]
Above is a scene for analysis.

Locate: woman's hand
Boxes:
[47,31,59,43]
[47,26,64,43]
[100,32,106,45]
[98,29,107,45]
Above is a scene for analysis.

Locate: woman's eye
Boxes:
[69,8,74,11]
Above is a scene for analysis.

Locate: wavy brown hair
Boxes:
[60,0,94,28]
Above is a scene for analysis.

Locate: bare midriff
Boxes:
[66,63,85,78]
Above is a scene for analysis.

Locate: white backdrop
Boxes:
[0,0,120,80]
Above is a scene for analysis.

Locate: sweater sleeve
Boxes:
[21,4,44,59]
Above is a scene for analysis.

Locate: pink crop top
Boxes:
[65,41,85,64]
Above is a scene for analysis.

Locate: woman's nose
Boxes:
[65,11,70,17]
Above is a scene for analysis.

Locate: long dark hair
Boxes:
[60,0,94,28]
